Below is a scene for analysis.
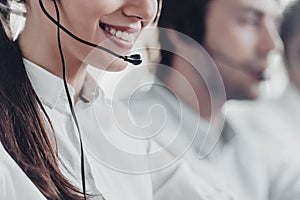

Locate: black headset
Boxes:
[0,0,144,198]
[39,0,142,66]
[38,0,144,199]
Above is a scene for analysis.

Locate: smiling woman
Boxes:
[0,0,159,199]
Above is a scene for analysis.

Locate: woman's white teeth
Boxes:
[110,28,116,35]
[105,26,134,42]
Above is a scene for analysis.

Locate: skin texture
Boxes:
[164,0,283,119]
[204,0,283,100]
[18,0,158,99]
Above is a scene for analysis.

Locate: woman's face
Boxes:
[27,0,158,71]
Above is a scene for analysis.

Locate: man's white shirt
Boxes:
[129,82,300,200]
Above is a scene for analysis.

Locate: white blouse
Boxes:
[0,143,46,200]
[0,59,153,200]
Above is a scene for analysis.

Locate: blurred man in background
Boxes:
[130,0,300,199]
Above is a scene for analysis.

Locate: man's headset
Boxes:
[0,0,146,199]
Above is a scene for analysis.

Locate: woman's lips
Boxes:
[99,22,138,50]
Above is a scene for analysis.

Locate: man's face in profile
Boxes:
[204,0,283,100]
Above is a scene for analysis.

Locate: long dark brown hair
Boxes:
[0,0,162,198]
[0,0,84,199]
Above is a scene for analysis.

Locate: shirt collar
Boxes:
[79,71,102,104]
[23,59,102,113]
[158,83,235,155]
[149,81,234,159]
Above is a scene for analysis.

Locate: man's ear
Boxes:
[287,34,300,71]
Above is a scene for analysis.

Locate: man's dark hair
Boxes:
[280,0,300,65]
[158,0,211,68]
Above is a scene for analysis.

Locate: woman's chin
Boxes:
[83,50,130,72]
[105,60,129,72]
